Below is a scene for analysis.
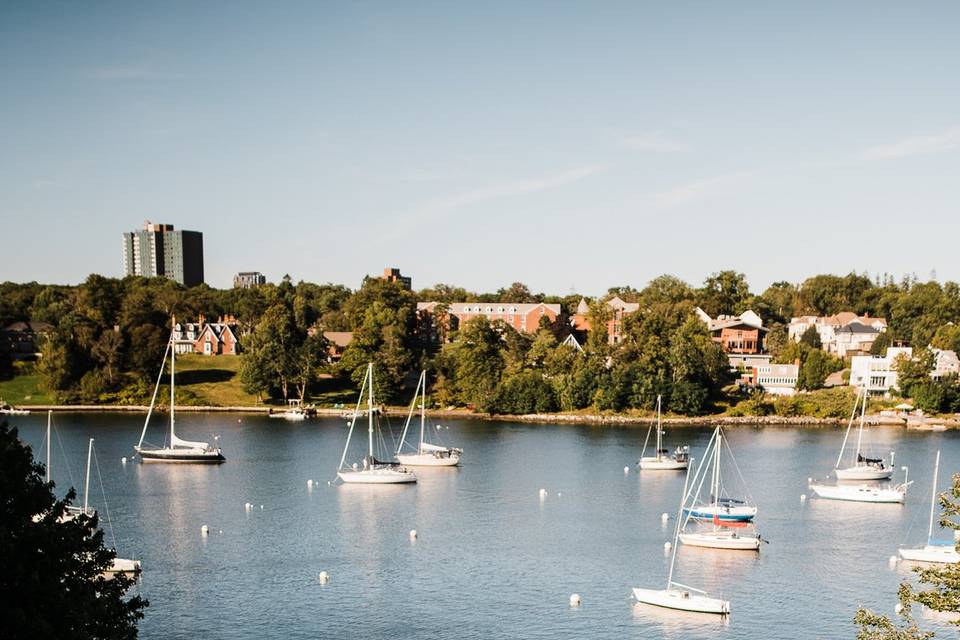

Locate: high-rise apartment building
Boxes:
[122,221,204,286]
[234,271,266,288]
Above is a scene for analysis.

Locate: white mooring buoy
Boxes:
[121,457,127,465]
[624,466,630,474]
[661,512,669,523]
[307,479,314,489]
[569,593,581,607]
[318,571,329,584]
[201,525,209,536]
[409,529,418,540]
[664,541,672,551]
[807,477,813,484]
[800,494,807,502]
[539,488,547,499]
[895,603,904,615]
[889,555,897,566]
[260,505,264,510]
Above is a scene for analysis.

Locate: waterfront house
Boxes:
[696,308,767,354]
[0,321,53,360]
[750,363,799,396]
[849,346,913,395]
[194,315,240,355]
[931,347,960,379]
[788,313,887,356]
[322,331,354,363]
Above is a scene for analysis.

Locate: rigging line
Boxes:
[721,431,755,506]
[92,447,119,551]
[53,425,78,494]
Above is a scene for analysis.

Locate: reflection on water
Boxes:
[9,413,960,639]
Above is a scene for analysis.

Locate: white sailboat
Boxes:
[682,426,757,523]
[679,426,761,551]
[898,451,959,563]
[134,320,225,464]
[633,458,731,615]
[268,400,308,421]
[638,395,689,470]
[396,370,462,467]
[336,363,416,484]
[834,387,893,480]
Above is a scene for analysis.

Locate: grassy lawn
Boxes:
[0,371,55,405]
[169,353,260,406]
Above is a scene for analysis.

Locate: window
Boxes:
[204,340,212,354]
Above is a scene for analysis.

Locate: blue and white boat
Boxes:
[682,426,757,523]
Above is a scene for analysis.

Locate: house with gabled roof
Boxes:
[696,308,767,354]
[192,315,240,355]
[569,296,640,344]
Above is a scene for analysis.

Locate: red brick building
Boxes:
[696,308,767,354]
[569,296,640,344]
[417,301,561,335]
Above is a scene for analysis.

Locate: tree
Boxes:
[496,282,538,303]
[91,330,124,385]
[444,317,505,410]
[800,325,822,349]
[698,270,751,317]
[0,420,147,639]
[764,324,789,361]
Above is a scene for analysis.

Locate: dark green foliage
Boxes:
[491,371,558,414]
[799,325,822,349]
[0,420,147,639]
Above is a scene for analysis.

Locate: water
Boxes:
[10,412,960,639]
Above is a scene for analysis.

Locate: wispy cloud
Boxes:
[862,126,960,161]
[645,170,757,208]
[421,164,607,213]
[82,66,189,81]
[619,132,689,153]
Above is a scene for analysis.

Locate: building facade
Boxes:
[417,301,561,335]
[171,315,240,355]
[569,296,640,344]
[234,272,266,289]
[382,267,412,290]
[788,313,887,356]
[122,221,204,286]
[849,346,913,395]
[751,363,799,396]
[696,308,767,354]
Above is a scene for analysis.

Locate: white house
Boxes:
[788,312,887,356]
[752,363,799,396]
[849,346,913,395]
[931,348,960,380]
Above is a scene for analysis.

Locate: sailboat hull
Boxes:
[338,468,417,484]
[107,558,142,574]
[679,531,761,551]
[684,505,757,522]
[898,545,960,564]
[136,447,226,463]
[632,588,730,615]
[835,465,893,481]
[396,452,461,466]
[638,456,688,470]
[810,483,904,503]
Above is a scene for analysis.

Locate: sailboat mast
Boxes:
[928,450,941,542]
[713,430,722,509]
[667,459,694,588]
[137,337,171,450]
[853,386,866,464]
[835,386,861,469]
[170,315,176,444]
[46,410,51,484]
[83,438,93,515]
[656,395,662,461]
[367,363,374,460]
[419,370,426,453]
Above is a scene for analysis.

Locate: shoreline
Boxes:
[1,404,929,428]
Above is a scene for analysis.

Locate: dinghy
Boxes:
[336,363,416,484]
[396,370,462,467]
[638,395,689,470]
[632,459,731,615]
[899,451,959,563]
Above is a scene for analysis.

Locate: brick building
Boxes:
[382,267,412,290]
[417,301,561,336]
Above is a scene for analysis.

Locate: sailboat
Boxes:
[336,363,417,484]
[638,395,689,470]
[898,451,959,563]
[134,320,225,463]
[834,387,893,480]
[396,370,462,467]
[679,426,761,550]
[633,459,731,615]
[682,427,757,523]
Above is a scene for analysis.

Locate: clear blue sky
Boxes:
[1,2,958,294]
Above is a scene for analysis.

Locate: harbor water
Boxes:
[11,412,960,639]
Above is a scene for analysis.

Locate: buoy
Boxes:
[327,481,332,486]
[889,555,897,565]
[661,513,669,522]
[201,525,209,536]
[218,529,223,534]
[557,492,562,498]
[409,529,418,540]
[539,488,547,499]
[318,571,329,584]
[895,603,904,615]
[121,457,127,464]
[569,593,581,607]
[260,505,264,510]
[352,462,358,470]
[307,479,314,489]
[800,494,807,502]
[624,466,629,474]
[807,477,813,484]
[664,541,672,551]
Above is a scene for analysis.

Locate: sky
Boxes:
[1,1,958,295]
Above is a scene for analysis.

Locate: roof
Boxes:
[423,302,562,315]
[836,321,879,335]
[561,333,584,352]
[710,319,769,333]
[606,296,640,313]
[323,331,354,348]
[576,298,590,314]
[3,321,53,333]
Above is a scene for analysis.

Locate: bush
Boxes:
[491,371,558,414]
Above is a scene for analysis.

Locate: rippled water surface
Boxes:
[12,412,960,639]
